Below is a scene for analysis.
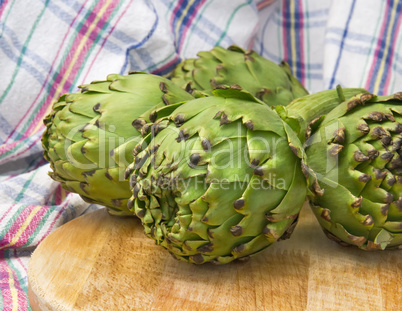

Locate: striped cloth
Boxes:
[0,0,401,309]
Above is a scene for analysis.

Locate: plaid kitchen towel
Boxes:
[0,0,401,309]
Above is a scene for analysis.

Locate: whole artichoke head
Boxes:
[42,72,193,215]
[126,87,309,264]
[170,45,309,107]
[305,92,402,250]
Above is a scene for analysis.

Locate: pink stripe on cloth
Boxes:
[1,206,48,249]
[247,23,260,50]
[0,255,28,311]
[151,55,180,75]
[177,0,208,52]
[54,184,65,205]
[257,0,277,11]
[37,188,73,246]
[0,0,10,19]
[0,203,16,225]
[81,0,134,84]
[2,0,89,145]
[0,140,19,155]
[37,200,71,245]
[170,0,184,28]
[364,1,391,90]
[0,133,41,165]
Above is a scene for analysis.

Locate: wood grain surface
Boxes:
[28,203,402,311]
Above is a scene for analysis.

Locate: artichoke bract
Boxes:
[170,45,309,107]
[305,92,402,250]
[42,72,193,215]
[126,86,322,264]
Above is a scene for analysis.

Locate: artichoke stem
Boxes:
[284,87,369,140]
[287,87,368,123]
[336,84,346,102]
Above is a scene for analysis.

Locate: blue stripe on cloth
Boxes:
[255,37,323,69]
[157,0,239,51]
[186,15,230,45]
[294,0,303,82]
[120,1,158,74]
[0,156,45,181]
[157,61,180,76]
[272,8,328,29]
[0,171,39,207]
[0,133,43,162]
[1,176,54,199]
[325,38,371,55]
[305,19,327,28]
[152,57,181,76]
[164,1,223,35]
[329,0,356,89]
[279,7,329,20]
[300,73,323,80]
[368,0,402,90]
[0,0,50,107]
[61,202,84,224]
[283,1,291,60]
[302,8,329,18]
[128,47,156,71]
[161,0,239,49]
[0,113,14,139]
[395,51,402,74]
[0,34,47,89]
[1,23,51,69]
[254,38,323,81]
[0,184,45,205]
[171,0,188,43]
[327,27,377,43]
[326,30,402,59]
[282,0,306,82]
[79,204,102,216]
[38,0,84,26]
[172,0,202,50]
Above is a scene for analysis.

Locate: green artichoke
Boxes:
[305,92,402,250]
[126,86,367,264]
[126,87,307,264]
[42,72,193,215]
[170,45,309,107]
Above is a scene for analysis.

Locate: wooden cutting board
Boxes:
[28,203,401,311]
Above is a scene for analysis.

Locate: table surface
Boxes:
[28,203,402,311]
